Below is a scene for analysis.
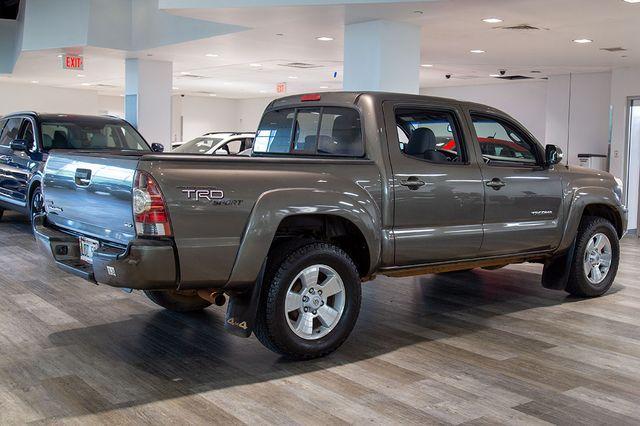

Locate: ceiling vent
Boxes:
[499,24,541,31]
[452,75,480,80]
[278,62,323,69]
[495,75,533,80]
[600,47,627,52]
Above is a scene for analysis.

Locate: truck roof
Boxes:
[267,91,507,117]
[1,111,128,124]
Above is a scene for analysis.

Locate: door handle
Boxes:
[75,168,92,187]
[486,178,506,190]
[400,176,426,190]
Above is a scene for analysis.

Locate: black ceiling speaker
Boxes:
[0,0,20,20]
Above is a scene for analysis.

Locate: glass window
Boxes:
[254,107,363,157]
[471,115,538,165]
[254,108,295,153]
[174,137,224,154]
[225,139,243,154]
[40,120,150,151]
[0,118,22,147]
[396,109,464,163]
[19,120,36,152]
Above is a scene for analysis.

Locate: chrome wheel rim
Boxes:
[285,264,346,340]
[31,190,44,219]
[583,233,612,285]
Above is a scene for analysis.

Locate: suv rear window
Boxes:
[254,107,363,157]
[41,120,150,151]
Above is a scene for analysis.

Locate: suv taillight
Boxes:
[133,171,172,237]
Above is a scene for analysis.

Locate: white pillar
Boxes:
[343,20,420,94]
[125,58,173,149]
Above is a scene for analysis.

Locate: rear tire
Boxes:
[254,242,361,360]
[565,216,620,298]
[144,290,212,312]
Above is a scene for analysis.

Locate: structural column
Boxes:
[125,58,173,149]
[343,20,420,94]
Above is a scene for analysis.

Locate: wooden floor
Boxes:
[1,211,640,425]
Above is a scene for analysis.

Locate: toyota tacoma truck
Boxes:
[35,92,627,359]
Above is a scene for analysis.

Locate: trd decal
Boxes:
[181,188,224,201]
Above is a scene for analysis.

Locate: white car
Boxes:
[172,132,255,155]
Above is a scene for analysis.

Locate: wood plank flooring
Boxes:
[1,210,639,425]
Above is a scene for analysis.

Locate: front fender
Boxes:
[224,187,381,291]
[558,186,626,252]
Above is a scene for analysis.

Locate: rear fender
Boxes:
[224,188,381,292]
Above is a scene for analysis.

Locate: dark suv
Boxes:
[0,112,157,224]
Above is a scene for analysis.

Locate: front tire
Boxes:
[144,290,212,312]
[30,186,44,231]
[255,242,362,360]
[566,216,620,297]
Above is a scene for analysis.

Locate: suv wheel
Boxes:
[566,216,620,297]
[255,242,361,360]
[30,187,44,226]
[0,208,4,221]
[144,290,212,312]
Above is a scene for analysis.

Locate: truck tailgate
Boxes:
[43,152,140,246]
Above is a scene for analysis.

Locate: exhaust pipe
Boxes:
[197,290,226,306]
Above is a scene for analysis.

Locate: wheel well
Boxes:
[273,214,371,277]
[582,204,624,237]
[28,181,41,206]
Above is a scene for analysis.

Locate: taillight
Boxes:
[133,171,172,237]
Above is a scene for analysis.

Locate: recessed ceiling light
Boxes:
[421,64,434,68]
[249,63,262,67]
[223,82,232,85]
[573,39,593,44]
[77,74,85,78]
[316,36,334,41]
[208,93,217,97]
[205,53,219,57]
[470,49,486,54]
[482,17,503,23]
[259,90,267,93]
[172,86,179,90]
[490,74,501,77]
[320,86,329,89]
[57,54,63,58]
[288,76,298,79]
[80,83,91,86]
[31,80,39,84]
[623,0,640,3]
[180,71,189,75]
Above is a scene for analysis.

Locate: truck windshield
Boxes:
[254,107,363,157]
[174,137,224,154]
[40,119,151,151]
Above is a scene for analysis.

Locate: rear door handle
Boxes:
[400,177,426,190]
[486,178,506,190]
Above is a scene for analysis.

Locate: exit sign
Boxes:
[63,54,84,70]
[276,82,287,94]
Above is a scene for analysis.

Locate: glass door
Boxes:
[626,99,640,234]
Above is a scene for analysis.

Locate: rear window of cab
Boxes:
[253,107,364,157]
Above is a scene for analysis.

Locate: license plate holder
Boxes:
[79,236,100,264]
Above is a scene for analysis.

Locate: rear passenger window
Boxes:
[396,109,465,163]
[254,107,363,157]
[0,118,22,147]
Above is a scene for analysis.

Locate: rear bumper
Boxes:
[34,215,178,290]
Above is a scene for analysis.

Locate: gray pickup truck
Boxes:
[36,92,627,359]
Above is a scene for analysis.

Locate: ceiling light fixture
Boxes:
[470,49,486,54]
[172,86,179,90]
[205,53,219,57]
[482,17,503,23]
[421,64,434,67]
[180,71,189,75]
[316,36,334,41]
[490,74,501,77]
[288,76,298,79]
[249,63,262,67]
[259,90,267,93]
[57,54,63,58]
[573,38,593,44]
[31,80,39,84]
[208,93,217,97]
[77,74,85,78]
[623,0,640,3]
[320,86,329,89]
[223,82,232,85]
[80,83,91,86]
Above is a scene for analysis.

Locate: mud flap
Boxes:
[224,262,266,338]
[541,240,576,290]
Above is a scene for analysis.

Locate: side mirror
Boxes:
[151,143,164,153]
[10,139,28,152]
[545,144,563,166]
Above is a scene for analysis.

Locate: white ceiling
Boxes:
[2,0,639,98]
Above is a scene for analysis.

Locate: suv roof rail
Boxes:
[4,111,38,117]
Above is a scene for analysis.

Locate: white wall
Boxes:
[545,72,612,166]
[0,81,104,115]
[173,95,240,142]
[423,81,548,142]
[237,97,274,131]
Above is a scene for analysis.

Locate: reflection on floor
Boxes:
[1,210,639,424]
